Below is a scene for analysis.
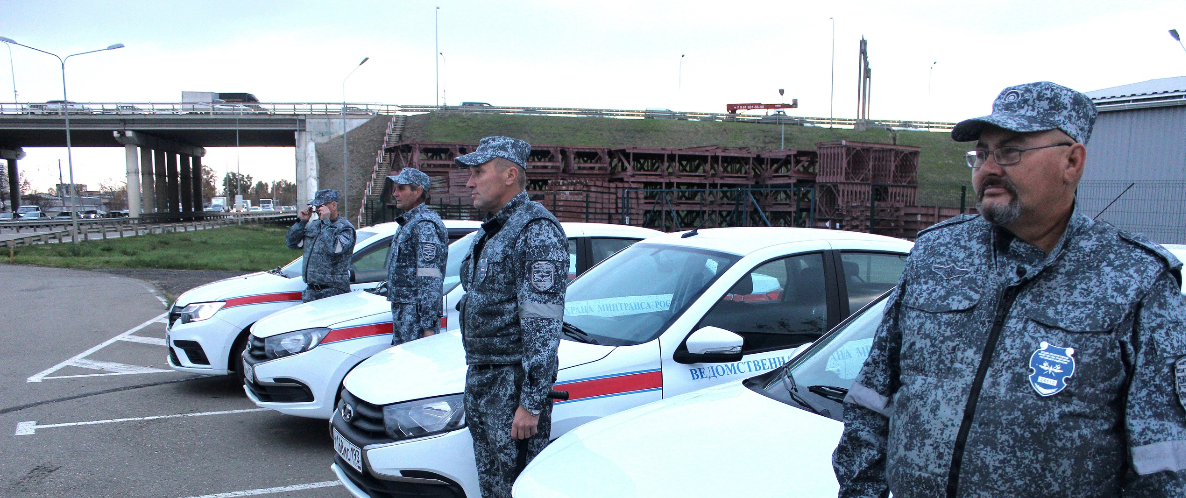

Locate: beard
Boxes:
[975,177,1021,226]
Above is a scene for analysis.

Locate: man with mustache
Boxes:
[833,82,1186,497]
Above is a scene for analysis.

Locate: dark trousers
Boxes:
[465,364,553,498]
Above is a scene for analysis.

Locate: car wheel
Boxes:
[229,331,250,385]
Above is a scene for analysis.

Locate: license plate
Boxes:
[242,358,254,384]
[333,428,364,473]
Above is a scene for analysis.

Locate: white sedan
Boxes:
[330,227,912,498]
[513,292,893,498]
[166,219,480,380]
[243,223,661,419]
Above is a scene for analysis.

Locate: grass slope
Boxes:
[403,113,974,207]
[4,223,298,271]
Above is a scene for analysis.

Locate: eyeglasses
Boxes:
[965,143,1073,169]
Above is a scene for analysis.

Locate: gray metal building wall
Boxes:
[1076,104,1186,244]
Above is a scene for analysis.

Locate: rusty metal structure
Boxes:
[364,140,965,239]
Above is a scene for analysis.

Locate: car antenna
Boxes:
[1093,182,1135,221]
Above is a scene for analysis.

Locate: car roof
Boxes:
[636,227,913,255]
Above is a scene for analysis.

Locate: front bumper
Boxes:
[166,315,239,375]
[331,403,479,498]
[243,346,357,420]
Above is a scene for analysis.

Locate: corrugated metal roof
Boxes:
[1087,76,1186,109]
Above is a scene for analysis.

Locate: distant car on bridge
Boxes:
[102,105,149,115]
[26,100,92,115]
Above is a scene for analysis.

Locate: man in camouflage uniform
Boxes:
[384,167,448,345]
[832,81,1186,497]
[285,189,356,302]
[456,136,567,498]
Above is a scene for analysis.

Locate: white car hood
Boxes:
[515,381,843,498]
[174,271,289,307]
[344,337,615,406]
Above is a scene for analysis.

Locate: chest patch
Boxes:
[420,243,438,264]
[1028,341,1076,396]
[1175,356,1186,412]
[530,261,555,292]
[476,258,488,283]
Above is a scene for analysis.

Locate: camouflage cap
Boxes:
[454,136,531,169]
[952,81,1098,144]
[308,189,340,206]
[387,167,432,192]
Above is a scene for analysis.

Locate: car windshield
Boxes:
[278,229,380,278]
[564,243,740,346]
[754,292,890,420]
[444,232,476,294]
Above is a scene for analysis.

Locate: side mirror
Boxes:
[673,326,744,364]
[348,268,357,283]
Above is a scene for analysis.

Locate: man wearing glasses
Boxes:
[834,82,1186,497]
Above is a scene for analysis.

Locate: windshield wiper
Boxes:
[267,266,285,276]
[562,322,597,344]
[808,385,849,403]
[780,369,823,415]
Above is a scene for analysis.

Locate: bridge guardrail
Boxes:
[1,213,298,249]
[0,103,957,131]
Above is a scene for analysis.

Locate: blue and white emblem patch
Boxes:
[476,258,488,283]
[1028,341,1076,396]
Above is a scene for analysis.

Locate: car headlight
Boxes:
[382,393,466,441]
[263,327,330,359]
[179,302,226,324]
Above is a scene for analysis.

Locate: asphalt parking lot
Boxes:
[0,264,352,497]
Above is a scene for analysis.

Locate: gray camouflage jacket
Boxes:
[459,191,568,413]
[834,213,1186,498]
[285,216,356,289]
[386,203,448,340]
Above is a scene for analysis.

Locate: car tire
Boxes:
[229,330,250,385]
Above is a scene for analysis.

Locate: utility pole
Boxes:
[435,6,440,107]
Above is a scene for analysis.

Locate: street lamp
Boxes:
[1172,29,1186,54]
[435,6,440,107]
[829,17,835,128]
[678,54,685,91]
[439,52,447,106]
[778,88,786,149]
[4,42,15,103]
[342,56,369,219]
[0,37,123,245]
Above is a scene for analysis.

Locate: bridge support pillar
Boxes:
[139,147,155,215]
[179,154,194,213]
[192,156,203,212]
[154,149,168,213]
[295,130,318,207]
[124,145,141,218]
[166,152,180,214]
[1,147,24,212]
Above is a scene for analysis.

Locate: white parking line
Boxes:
[179,481,343,498]
[15,408,268,436]
[28,312,171,383]
[118,335,168,346]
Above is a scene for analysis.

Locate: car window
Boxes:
[840,252,907,312]
[696,252,829,353]
[350,236,394,283]
[568,239,578,280]
[590,238,640,268]
[565,244,739,346]
[755,294,890,421]
[443,232,476,295]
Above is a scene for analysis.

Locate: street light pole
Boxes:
[439,52,446,106]
[0,37,123,245]
[4,42,15,103]
[928,61,937,117]
[435,6,440,107]
[342,56,369,219]
[829,17,835,128]
[678,54,685,91]
[1172,29,1186,54]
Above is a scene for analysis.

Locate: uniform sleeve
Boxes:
[833,284,903,498]
[412,221,446,333]
[333,222,355,255]
[1122,271,1186,496]
[516,220,568,412]
[285,220,307,250]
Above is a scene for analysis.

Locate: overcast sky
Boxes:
[4,0,1185,192]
